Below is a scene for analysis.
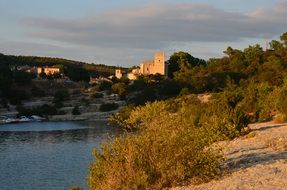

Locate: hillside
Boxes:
[172,121,287,190]
[0,53,126,77]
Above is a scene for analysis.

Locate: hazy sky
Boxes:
[0,0,286,67]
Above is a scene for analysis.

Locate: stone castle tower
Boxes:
[153,52,165,75]
[140,52,167,76]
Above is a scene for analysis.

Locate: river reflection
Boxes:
[0,121,121,190]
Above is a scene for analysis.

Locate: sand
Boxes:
[171,121,287,190]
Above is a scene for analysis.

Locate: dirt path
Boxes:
[172,121,287,190]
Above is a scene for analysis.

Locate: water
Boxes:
[0,121,121,190]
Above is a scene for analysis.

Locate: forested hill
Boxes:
[0,53,125,77]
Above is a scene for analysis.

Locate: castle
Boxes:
[116,52,168,80]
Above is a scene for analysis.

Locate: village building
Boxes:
[13,65,38,73]
[127,68,141,80]
[116,52,168,80]
[37,67,60,76]
[115,69,123,79]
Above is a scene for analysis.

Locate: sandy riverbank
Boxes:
[171,121,287,190]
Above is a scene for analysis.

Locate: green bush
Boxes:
[81,97,90,106]
[99,103,119,112]
[109,104,135,128]
[72,106,81,115]
[13,71,33,85]
[112,82,128,99]
[70,186,81,190]
[53,89,70,104]
[88,95,250,189]
[99,81,112,91]
[275,82,287,121]
[179,87,190,96]
[31,86,46,97]
[8,89,30,105]
[16,104,58,116]
[91,92,103,99]
[89,108,222,190]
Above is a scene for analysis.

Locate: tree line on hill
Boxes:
[0,53,125,83]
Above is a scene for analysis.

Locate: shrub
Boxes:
[109,104,135,128]
[122,100,180,129]
[81,97,90,106]
[13,71,33,85]
[72,106,81,115]
[0,98,9,108]
[53,89,70,104]
[88,98,223,190]
[8,89,30,105]
[70,186,81,190]
[88,85,252,190]
[112,82,128,99]
[179,87,190,96]
[275,82,287,121]
[99,103,119,112]
[71,185,81,190]
[16,104,58,116]
[31,86,46,97]
[91,92,103,99]
[99,81,112,91]
[199,103,250,141]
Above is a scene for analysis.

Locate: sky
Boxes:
[0,0,286,67]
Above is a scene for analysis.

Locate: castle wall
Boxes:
[140,52,166,76]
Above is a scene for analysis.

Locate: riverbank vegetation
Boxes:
[88,32,287,189]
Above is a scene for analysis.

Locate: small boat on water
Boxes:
[4,118,19,124]
[30,115,45,121]
[19,116,31,122]
[0,116,8,124]
[0,115,45,124]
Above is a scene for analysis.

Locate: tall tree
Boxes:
[168,51,206,78]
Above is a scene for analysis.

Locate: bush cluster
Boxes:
[16,104,58,116]
[89,94,249,189]
[99,102,119,112]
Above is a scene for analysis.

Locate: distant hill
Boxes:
[0,53,127,77]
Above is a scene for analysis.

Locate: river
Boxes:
[0,121,121,190]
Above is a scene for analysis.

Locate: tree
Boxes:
[280,32,287,47]
[13,71,33,85]
[99,103,119,112]
[269,40,283,51]
[53,89,70,106]
[0,64,12,97]
[168,51,206,78]
[72,106,81,115]
[244,45,263,64]
[65,67,90,82]
[224,47,247,72]
[112,82,128,99]
[99,80,112,91]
